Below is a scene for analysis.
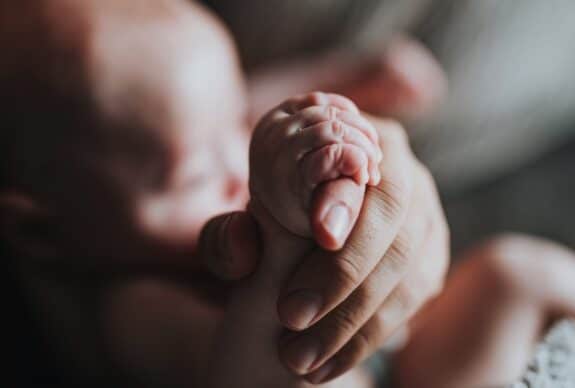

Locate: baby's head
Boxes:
[0,0,248,262]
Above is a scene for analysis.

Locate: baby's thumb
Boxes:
[197,211,261,280]
[311,178,365,251]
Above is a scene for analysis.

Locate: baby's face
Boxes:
[14,6,250,260]
[97,16,249,260]
[124,46,250,258]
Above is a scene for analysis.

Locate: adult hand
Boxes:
[197,120,450,385]
[276,117,450,384]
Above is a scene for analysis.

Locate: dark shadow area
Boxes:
[445,136,575,256]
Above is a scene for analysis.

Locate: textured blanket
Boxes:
[511,320,575,388]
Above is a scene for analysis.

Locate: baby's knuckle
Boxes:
[318,153,333,176]
[303,106,330,124]
[325,143,343,166]
[323,104,339,121]
[313,121,332,141]
[330,119,345,140]
[307,91,327,106]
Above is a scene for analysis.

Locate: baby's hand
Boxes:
[250,92,382,250]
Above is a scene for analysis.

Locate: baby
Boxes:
[2,1,574,387]
[1,0,253,384]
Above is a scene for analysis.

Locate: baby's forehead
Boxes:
[2,1,243,193]
[88,2,243,128]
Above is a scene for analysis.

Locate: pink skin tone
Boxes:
[250,92,382,250]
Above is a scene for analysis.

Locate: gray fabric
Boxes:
[446,138,575,255]
[412,0,575,192]
[366,320,575,388]
[511,320,575,388]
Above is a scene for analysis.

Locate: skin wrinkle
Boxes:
[293,211,420,375]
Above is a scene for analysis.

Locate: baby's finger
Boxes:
[333,114,380,185]
[289,107,381,186]
[280,92,359,114]
[310,178,366,251]
[299,144,369,207]
[335,110,380,151]
[285,120,381,185]
[287,105,344,130]
[290,106,381,156]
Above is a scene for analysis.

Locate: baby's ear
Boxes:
[0,192,61,259]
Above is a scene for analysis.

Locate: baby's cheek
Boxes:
[137,185,237,247]
[300,144,370,191]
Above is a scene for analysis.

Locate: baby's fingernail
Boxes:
[322,204,349,242]
[279,290,323,330]
[372,166,381,185]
